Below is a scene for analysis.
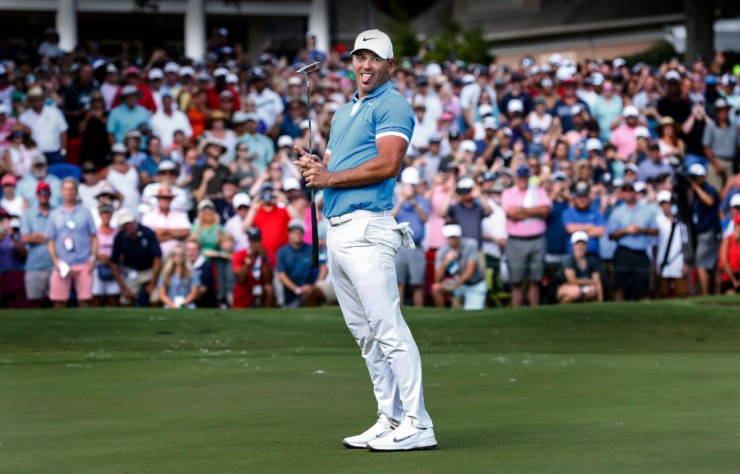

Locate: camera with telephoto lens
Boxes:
[667,157,692,221]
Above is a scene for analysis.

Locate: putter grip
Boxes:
[311,201,319,268]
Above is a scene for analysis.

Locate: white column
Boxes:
[56,0,77,53]
[308,0,329,54]
[185,0,206,60]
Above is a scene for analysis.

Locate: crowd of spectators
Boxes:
[1,28,740,310]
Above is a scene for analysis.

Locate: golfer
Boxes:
[294,29,436,452]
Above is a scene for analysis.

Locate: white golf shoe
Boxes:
[367,417,437,452]
[342,414,398,449]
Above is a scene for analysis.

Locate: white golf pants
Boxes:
[327,213,433,429]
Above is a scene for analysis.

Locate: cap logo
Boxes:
[363,37,378,41]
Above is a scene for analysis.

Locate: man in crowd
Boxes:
[687,163,722,295]
[109,209,162,306]
[192,139,231,202]
[248,67,283,131]
[431,222,488,310]
[447,177,492,246]
[19,87,69,164]
[248,183,291,268]
[141,160,190,213]
[562,182,606,256]
[236,112,275,171]
[141,186,191,259]
[276,219,321,307]
[21,181,55,308]
[185,237,218,308]
[107,85,151,145]
[150,90,192,149]
[232,227,274,308]
[224,192,252,251]
[17,154,62,209]
[45,178,98,308]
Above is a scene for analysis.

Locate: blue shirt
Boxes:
[17,174,62,209]
[561,205,606,254]
[44,204,97,265]
[276,242,315,305]
[111,224,162,270]
[323,81,414,218]
[606,202,656,251]
[693,183,721,233]
[20,205,54,270]
[546,199,570,254]
[107,104,151,144]
[394,194,430,244]
[158,271,200,302]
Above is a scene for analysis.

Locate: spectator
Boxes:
[230,141,260,194]
[656,116,684,161]
[2,130,34,177]
[247,67,283,131]
[157,244,199,309]
[654,190,685,298]
[207,67,241,113]
[19,87,68,165]
[607,181,657,301]
[657,71,691,128]
[552,79,590,133]
[236,112,275,172]
[203,111,236,164]
[556,231,603,303]
[480,178,508,293]
[212,176,240,223]
[111,66,157,113]
[545,174,571,264]
[592,81,623,141]
[192,138,231,202]
[141,160,190,213]
[687,163,721,296]
[638,143,674,183]
[63,63,97,161]
[1,173,23,216]
[141,186,191,258]
[431,222,487,310]
[232,227,274,308]
[185,237,217,308]
[609,105,641,160]
[0,208,28,308]
[187,88,209,140]
[106,142,140,213]
[703,99,738,190]
[107,85,150,146]
[20,181,55,308]
[392,167,430,307]
[427,163,457,251]
[190,199,223,254]
[92,203,120,307]
[123,130,147,166]
[446,177,492,245]
[562,182,606,255]
[719,213,740,294]
[109,209,162,306]
[247,183,291,268]
[501,164,552,307]
[45,177,98,308]
[151,90,192,150]
[211,232,236,307]
[224,192,252,251]
[276,219,320,307]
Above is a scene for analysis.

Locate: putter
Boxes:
[297,61,321,268]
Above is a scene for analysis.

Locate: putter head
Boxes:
[297,62,321,77]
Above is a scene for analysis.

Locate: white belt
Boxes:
[328,210,389,227]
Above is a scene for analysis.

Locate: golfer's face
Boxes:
[352,50,393,98]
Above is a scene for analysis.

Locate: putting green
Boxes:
[1,298,739,473]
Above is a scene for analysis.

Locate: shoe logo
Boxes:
[363,37,378,41]
[392,433,416,443]
[375,432,385,438]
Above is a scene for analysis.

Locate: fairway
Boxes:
[2,299,740,473]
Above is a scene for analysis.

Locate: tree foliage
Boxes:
[423,16,495,65]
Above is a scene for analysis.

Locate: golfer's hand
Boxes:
[293,146,320,171]
[296,156,330,188]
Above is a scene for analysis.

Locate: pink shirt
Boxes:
[428,187,451,249]
[501,185,552,237]
[141,208,191,257]
[610,124,638,159]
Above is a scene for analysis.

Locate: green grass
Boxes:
[2,298,740,473]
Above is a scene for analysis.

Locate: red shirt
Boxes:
[207,86,241,112]
[253,205,290,267]
[231,249,255,308]
[721,236,740,281]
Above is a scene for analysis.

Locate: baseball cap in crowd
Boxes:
[715,98,730,110]
[277,135,294,148]
[541,78,553,88]
[515,164,531,178]
[120,85,139,98]
[612,57,626,68]
[665,70,681,82]
[621,180,635,191]
[249,67,267,80]
[457,177,475,193]
[633,181,647,193]
[205,138,227,154]
[27,87,44,100]
[157,160,178,173]
[688,163,706,176]
[439,112,455,122]
[116,209,136,226]
[95,183,117,198]
[448,130,461,141]
[429,134,442,144]
[246,226,262,242]
[483,117,498,130]
[233,192,252,209]
[635,126,651,139]
[657,190,673,204]
[197,199,216,211]
[460,140,477,153]
[570,230,589,245]
[507,99,524,114]
[164,62,180,74]
[32,153,47,166]
[552,171,568,183]
[124,66,141,76]
[491,180,507,193]
[705,75,718,86]
[98,203,115,214]
[461,74,476,85]
[260,184,276,202]
[570,104,585,116]
[288,219,306,232]
[622,105,639,117]
[244,112,260,123]
[106,63,118,74]
[156,186,175,199]
[401,167,420,185]
[573,182,590,197]
[179,66,195,77]
[625,163,639,175]
[283,177,301,192]
[734,213,740,225]
[350,29,394,59]
[148,68,164,80]
[585,138,603,152]
[111,143,127,154]
[478,104,493,117]
[213,67,229,78]
[441,223,463,238]
[36,181,51,195]
[81,161,96,173]
[1,174,17,186]
[730,194,740,208]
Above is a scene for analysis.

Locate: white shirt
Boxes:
[656,212,684,278]
[151,109,192,149]
[481,199,507,258]
[0,195,24,216]
[248,88,284,129]
[19,106,68,153]
[101,82,118,111]
[224,214,249,251]
[141,208,191,257]
[79,181,108,213]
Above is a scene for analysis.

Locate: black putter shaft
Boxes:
[297,62,322,268]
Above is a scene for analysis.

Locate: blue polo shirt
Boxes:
[276,242,315,306]
[561,205,606,254]
[606,202,656,251]
[44,204,97,265]
[394,194,430,245]
[107,103,151,144]
[111,224,162,271]
[323,81,414,218]
[20,205,54,270]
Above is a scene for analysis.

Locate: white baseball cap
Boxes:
[657,190,673,203]
[116,208,135,226]
[635,126,651,139]
[623,105,639,117]
[478,104,494,117]
[586,138,602,152]
[148,68,164,80]
[570,230,589,245]
[483,116,498,130]
[688,163,706,176]
[442,224,462,238]
[461,140,477,153]
[179,66,195,77]
[633,181,647,193]
[164,62,180,74]
[277,135,294,148]
[401,167,420,185]
[462,74,476,85]
[233,192,252,208]
[625,163,639,174]
[283,177,301,191]
[665,70,681,82]
[730,193,740,208]
[457,177,475,190]
[350,29,394,59]
[507,99,524,113]
[213,67,229,78]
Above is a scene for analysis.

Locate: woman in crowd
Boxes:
[202,111,235,164]
[187,88,209,142]
[2,130,34,177]
[157,244,200,309]
[0,209,28,308]
[230,142,260,194]
[106,143,140,214]
[190,199,223,254]
[656,116,684,161]
[719,214,740,294]
[78,91,110,169]
[92,203,120,307]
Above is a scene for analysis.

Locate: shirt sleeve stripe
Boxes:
[376,131,409,142]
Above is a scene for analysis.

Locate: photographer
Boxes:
[0,208,29,308]
[232,227,274,308]
[687,164,722,296]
